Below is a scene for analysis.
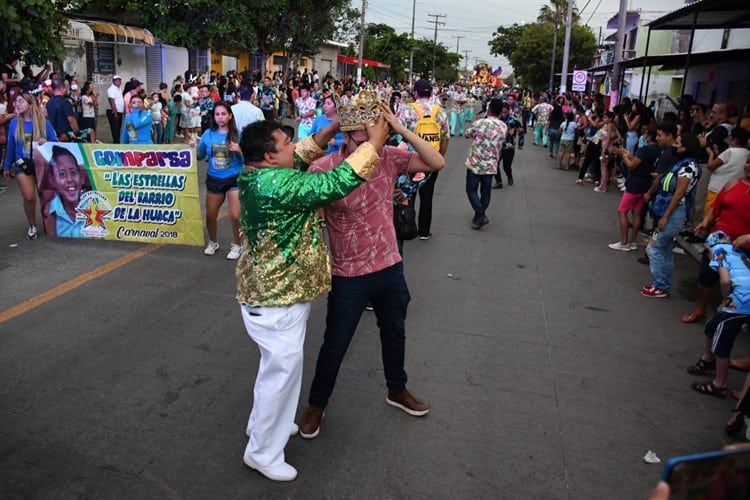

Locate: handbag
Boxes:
[393,203,418,241]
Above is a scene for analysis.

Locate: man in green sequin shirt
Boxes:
[236,118,388,481]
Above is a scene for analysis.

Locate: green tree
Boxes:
[489,22,595,90]
[1,0,72,64]
[488,24,525,62]
[537,0,579,24]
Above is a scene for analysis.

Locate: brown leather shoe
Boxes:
[299,405,325,439]
[386,389,429,416]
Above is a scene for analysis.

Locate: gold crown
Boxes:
[338,87,388,131]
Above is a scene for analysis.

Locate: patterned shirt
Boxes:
[295,96,317,126]
[531,102,553,125]
[236,138,379,307]
[310,146,416,277]
[258,85,277,111]
[465,116,507,175]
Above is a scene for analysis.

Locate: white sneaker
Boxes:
[204,240,220,255]
[243,456,297,481]
[227,243,242,260]
[26,225,38,240]
[593,186,605,193]
[608,241,631,251]
[629,242,638,251]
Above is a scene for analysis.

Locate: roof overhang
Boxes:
[68,18,154,46]
[588,47,750,73]
[648,0,750,30]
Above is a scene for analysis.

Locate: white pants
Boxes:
[241,302,310,467]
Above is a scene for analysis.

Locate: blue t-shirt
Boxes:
[310,115,343,154]
[48,193,85,238]
[120,110,153,144]
[45,95,76,137]
[560,120,577,141]
[2,118,58,171]
[709,244,750,314]
[197,129,243,179]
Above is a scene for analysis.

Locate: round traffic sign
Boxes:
[572,71,586,84]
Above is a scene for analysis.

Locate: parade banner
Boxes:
[32,143,204,246]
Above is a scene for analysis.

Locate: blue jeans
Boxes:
[547,127,561,157]
[308,262,411,407]
[466,170,493,220]
[646,204,686,292]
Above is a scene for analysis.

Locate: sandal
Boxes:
[690,381,727,398]
[686,357,716,375]
[726,409,746,436]
[680,311,706,324]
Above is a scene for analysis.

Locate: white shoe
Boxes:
[204,240,219,255]
[26,225,38,240]
[608,241,631,251]
[629,242,638,251]
[246,423,299,438]
[243,456,297,481]
[593,186,605,193]
[227,243,242,260]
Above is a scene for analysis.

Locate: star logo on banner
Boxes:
[77,200,111,228]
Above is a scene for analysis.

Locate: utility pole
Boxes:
[408,0,415,87]
[610,0,627,109]
[463,49,470,71]
[428,13,446,81]
[451,35,465,53]
[357,0,367,84]
[559,0,574,94]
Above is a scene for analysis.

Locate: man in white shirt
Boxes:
[107,75,124,143]
[232,85,265,137]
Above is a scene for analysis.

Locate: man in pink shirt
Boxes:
[298,103,444,439]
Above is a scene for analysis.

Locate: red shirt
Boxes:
[714,179,750,247]
[310,146,415,277]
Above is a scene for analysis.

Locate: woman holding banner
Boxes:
[191,101,243,260]
[2,93,57,240]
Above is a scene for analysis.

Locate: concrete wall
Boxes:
[163,44,189,85]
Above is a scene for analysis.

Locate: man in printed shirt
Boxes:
[294,85,317,140]
[531,93,553,147]
[298,101,445,440]
[465,98,507,229]
[236,117,386,482]
[257,76,277,121]
[448,84,468,137]
[396,79,450,240]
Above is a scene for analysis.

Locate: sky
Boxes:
[364,0,690,75]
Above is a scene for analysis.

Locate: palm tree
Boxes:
[537,0,579,91]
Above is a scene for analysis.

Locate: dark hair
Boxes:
[280,125,295,141]
[240,120,283,163]
[487,99,503,116]
[662,112,678,124]
[644,124,658,142]
[50,145,77,170]
[657,121,678,137]
[211,101,238,143]
[173,94,182,103]
[730,127,749,146]
[679,132,701,158]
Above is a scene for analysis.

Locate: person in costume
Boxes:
[237,116,388,482]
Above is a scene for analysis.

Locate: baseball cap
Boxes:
[113,74,122,80]
[413,79,432,96]
[705,230,731,248]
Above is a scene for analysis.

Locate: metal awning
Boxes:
[648,0,750,30]
[68,18,154,46]
[588,47,750,73]
[63,20,95,43]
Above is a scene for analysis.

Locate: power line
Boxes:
[427,13,447,79]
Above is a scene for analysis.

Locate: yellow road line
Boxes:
[0,209,229,325]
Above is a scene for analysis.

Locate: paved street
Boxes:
[1,123,746,499]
